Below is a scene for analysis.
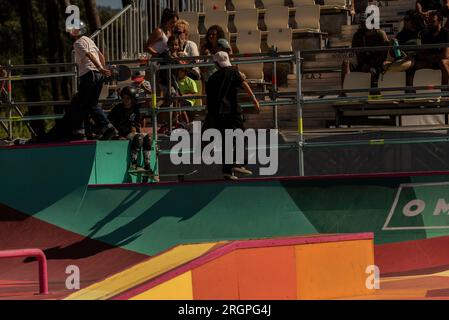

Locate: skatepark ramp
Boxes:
[66,233,375,300]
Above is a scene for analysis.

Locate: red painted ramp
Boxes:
[376,236,449,277]
[0,204,149,300]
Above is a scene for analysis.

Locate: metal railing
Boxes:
[0,249,49,295]
[0,61,77,140]
[90,1,148,61]
[89,0,204,61]
[3,43,449,177]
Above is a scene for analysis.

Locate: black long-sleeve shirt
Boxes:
[108,103,141,137]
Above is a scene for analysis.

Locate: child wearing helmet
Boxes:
[108,86,157,182]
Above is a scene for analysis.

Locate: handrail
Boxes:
[90,4,133,39]
[301,43,449,54]
[0,249,49,295]
[3,63,76,70]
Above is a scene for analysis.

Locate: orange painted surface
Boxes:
[236,247,297,300]
[192,252,239,300]
[295,239,374,300]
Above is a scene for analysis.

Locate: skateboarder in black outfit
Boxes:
[108,86,158,182]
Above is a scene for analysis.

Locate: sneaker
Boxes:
[232,166,253,176]
[223,173,239,181]
[101,127,119,140]
[129,165,147,174]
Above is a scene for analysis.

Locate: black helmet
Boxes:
[120,86,138,102]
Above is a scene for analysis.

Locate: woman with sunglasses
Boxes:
[174,19,201,80]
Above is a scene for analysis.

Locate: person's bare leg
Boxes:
[440,59,449,87]
[341,60,350,87]
[410,58,432,92]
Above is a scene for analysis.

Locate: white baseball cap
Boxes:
[213,51,232,68]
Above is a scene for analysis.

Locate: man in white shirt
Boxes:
[67,21,117,140]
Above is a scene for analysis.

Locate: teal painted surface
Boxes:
[94,141,132,184]
[0,143,95,215]
[88,141,159,184]
[34,182,317,255]
[3,141,449,256]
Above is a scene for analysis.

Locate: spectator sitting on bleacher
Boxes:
[416,0,449,28]
[341,14,389,87]
[393,11,425,86]
[157,35,184,135]
[397,11,425,46]
[174,20,201,80]
[201,25,226,56]
[201,25,226,82]
[175,67,199,128]
[146,8,179,57]
[412,11,449,87]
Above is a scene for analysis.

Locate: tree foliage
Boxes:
[0,0,119,138]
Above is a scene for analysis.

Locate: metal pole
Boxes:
[273,59,278,129]
[71,51,77,95]
[7,60,13,140]
[168,65,173,131]
[295,51,305,177]
[151,63,159,178]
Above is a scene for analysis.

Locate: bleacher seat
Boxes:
[343,72,371,97]
[295,4,320,32]
[414,69,442,95]
[292,0,316,5]
[236,30,264,81]
[402,69,444,125]
[234,9,259,32]
[378,72,406,96]
[323,0,347,7]
[265,5,290,29]
[179,12,200,33]
[189,33,201,48]
[267,28,293,51]
[233,0,256,10]
[263,0,287,7]
[203,0,227,11]
[204,10,229,33]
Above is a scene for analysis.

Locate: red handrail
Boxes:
[0,249,49,295]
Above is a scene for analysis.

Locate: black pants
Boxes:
[72,71,110,134]
[205,113,246,174]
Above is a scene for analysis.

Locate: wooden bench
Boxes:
[333,99,449,127]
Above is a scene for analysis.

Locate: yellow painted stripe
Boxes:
[65,242,225,300]
[369,139,385,145]
[298,118,303,135]
[131,271,193,300]
[381,269,449,283]
[152,93,157,109]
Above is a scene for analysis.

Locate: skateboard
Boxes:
[107,65,132,82]
[128,169,198,182]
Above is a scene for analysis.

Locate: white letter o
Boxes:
[403,199,425,217]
